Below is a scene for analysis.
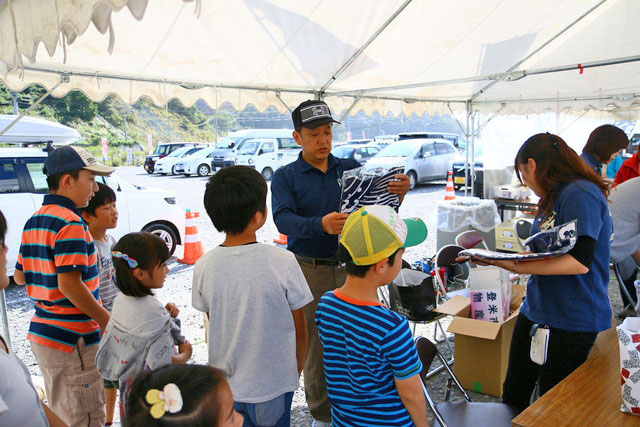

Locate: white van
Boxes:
[234,137,300,180]
[211,129,295,171]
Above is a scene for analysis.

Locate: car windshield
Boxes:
[331,146,354,159]
[239,141,260,155]
[376,142,418,158]
[217,136,244,149]
[155,145,173,155]
[167,147,192,157]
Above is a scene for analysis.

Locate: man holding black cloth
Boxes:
[272,100,410,425]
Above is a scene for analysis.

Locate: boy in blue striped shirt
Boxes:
[315,205,429,426]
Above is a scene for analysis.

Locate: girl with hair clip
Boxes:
[125,364,244,426]
[96,232,192,416]
[460,133,612,412]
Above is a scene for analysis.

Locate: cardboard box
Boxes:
[468,266,510,322]
[435,284,525,397]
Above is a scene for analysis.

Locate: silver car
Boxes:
[364,139,459,189]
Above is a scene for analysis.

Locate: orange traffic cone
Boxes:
[444,170,456,201]
[273,233,288,245]
[178,209,204,265]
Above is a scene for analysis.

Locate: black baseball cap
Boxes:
[292,100,341,131]
[43,146,115,177]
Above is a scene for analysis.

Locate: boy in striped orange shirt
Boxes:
[13,146,115,426]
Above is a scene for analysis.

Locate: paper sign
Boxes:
[101,137,108,157]
[147,134,153,153]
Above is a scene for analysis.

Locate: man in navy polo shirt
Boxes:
[271,100,410,426]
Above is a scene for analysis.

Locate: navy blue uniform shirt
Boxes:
[271,153,360,258]
[580,152,602,176]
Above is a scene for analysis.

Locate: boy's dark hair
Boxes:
[46,169,82,191]
[0,209,6,246]
[583,124,628,163]
[338,243,401,278]
[112,232,170,297]
[125,364,227,427]
[204,166,267,235]
[78,182,116,217]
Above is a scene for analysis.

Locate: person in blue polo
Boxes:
[271,100,410,426]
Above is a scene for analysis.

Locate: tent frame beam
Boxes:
[319,0,413,94]
[0,74,69,137]
[329,55,640,96]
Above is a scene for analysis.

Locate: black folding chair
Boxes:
[414,336,519,427]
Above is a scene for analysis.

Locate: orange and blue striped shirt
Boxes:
[15,194,101,353]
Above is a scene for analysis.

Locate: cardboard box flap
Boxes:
[434,295,470,317]
[448,316,503,340]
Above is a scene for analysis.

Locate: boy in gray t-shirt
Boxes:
[79,182,119,426]
[192,166,312,426]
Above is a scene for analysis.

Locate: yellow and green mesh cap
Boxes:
[340,205,427,266]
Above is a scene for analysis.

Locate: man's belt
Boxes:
[295,254,340,266]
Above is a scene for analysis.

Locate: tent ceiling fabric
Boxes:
[1,0,639,118]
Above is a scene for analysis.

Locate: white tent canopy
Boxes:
[0,0,639,119]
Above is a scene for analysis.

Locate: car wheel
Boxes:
[261,167,274,181]
[145,167,154,174]
[183,174,191,177]
[197,164,211,177]
[171,165,178,175]
[407,171,417,190]
[143,223,177,256]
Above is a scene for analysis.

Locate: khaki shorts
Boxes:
[31,337,106,427]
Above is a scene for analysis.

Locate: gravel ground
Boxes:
[3,166,626,426]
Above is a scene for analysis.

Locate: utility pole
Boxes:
[10,91,18,114]
[122,104,128,140]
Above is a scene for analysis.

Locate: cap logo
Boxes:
[300,104,331,123]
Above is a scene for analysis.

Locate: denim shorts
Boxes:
[234,392,294,427]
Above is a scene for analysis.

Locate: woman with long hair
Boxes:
[462,133,612,412]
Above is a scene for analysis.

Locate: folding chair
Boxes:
[414,336,519,427]
[514,219,533,249]
[613,256,639,314]
[455,230,489,250]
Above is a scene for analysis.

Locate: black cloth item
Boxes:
[567,235,597,268]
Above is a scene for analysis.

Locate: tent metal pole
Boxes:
[0,290,9,349]
[447,103,467,136]
[0,74,69,137]
[470,107,476,197]
[331,53,640,96]
[338,97,361,123]
[469,0,608,102]
[464,101,471,197]
[475,104,505,135]
[319,0,413,93]
[275,91,292,113]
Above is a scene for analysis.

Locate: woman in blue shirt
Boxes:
[580,124,628,177]
[466,133,612,412]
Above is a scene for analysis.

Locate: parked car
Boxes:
[331,144,380,164]
[373,134,398,147]
[397,132,467,150]
[211,129,295,172]
[451,144,484,192]
[1,146,185,276]
[364,139,459,189]
[144,142,203,173]
[345,138,374,145]
[174,146,218,176]
[234,138,300,180]
[154,146,206,175]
